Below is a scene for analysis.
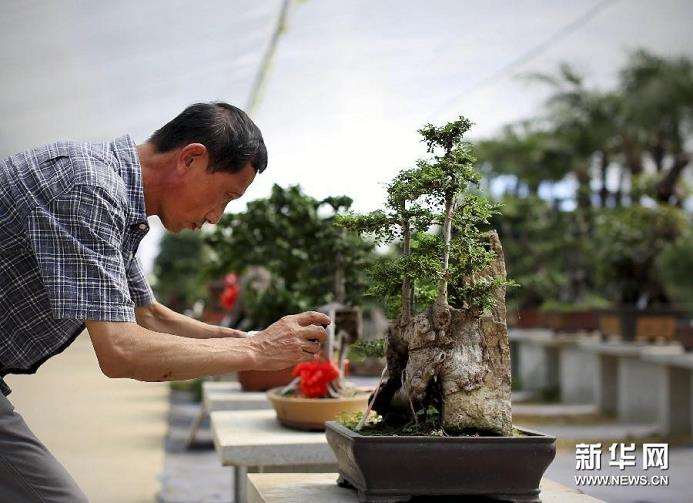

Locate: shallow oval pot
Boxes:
[325,421,556,503]
[267,388,370,431]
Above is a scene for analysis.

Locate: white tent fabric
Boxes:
[247,0,693,218]
[2,0,692,275]
[0,0,285,271]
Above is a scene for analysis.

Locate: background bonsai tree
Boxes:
[205,184,374,329]
[339,116,514,435]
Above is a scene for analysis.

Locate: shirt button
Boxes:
[138,223,148,231]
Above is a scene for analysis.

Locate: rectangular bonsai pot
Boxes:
[325,421,556,503]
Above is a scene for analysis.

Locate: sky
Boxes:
[1,0,692,275]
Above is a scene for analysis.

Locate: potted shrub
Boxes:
[327,117,555,502]
[540,296,609,334]
[268,359,370,430]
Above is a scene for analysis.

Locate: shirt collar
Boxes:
[112,134,149,232]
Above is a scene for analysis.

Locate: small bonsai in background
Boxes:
[338,116,515,436]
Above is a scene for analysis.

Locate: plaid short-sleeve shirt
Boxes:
[0,135,155,394]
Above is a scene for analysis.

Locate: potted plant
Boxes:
[540,296,609,334]
[326,117,555,502]
[267,303,371,430]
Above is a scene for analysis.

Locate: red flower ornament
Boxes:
[292,360,340,398]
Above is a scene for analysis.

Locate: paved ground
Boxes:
[5,332,168,503]
[159,392,230,503]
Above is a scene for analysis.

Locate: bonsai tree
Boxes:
[593,204,687,307]
[338,117,514,435]
[204,185,373,329]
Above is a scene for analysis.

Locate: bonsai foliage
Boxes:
[338,117,512,319]
[339,117,514,436]
[205,185,374,328]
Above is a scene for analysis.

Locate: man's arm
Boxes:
[135,301,245,339]
[86,311,330,382]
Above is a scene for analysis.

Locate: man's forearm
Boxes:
[135,301,245,339]
[86,320,258,382]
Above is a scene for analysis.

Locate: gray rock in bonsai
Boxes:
[338,116,514,436]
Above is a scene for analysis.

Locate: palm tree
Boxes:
[529,64,623,209]
[619,50,693,206]
[477,121,572,202]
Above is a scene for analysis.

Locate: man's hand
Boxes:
[248,311,330,371]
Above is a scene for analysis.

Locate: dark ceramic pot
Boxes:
[509,309,550,329]
[325,421,556,503]
[545,310,599,333]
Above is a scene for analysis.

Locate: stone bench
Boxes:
[211,409,337,503]
[247,472,606,503]
[511,330,690,436]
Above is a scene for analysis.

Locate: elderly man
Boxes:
[0,102,328,502]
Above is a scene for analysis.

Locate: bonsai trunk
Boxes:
[373,231,512,436]
[401,216,412,323]
[437,196,455,304]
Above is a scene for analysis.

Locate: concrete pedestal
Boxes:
[580,341,687,435]
[559,346,597,404]
[594,354,618,416]
[641,352,693,436]
[211,409,337,503]
[511,329,560,396]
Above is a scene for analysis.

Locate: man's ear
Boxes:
[178,143,208,170]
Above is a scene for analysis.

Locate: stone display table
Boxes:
[203,381,271,412]
[187,381,272,447]
[246,473,606,503]
[510,329,598,403]
[640,351,693,436]
[578,340,684,434]
[211,409,337,503]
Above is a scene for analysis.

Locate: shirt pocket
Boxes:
[21,144,75,203]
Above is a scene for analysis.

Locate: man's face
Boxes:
[160,146,256,233]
